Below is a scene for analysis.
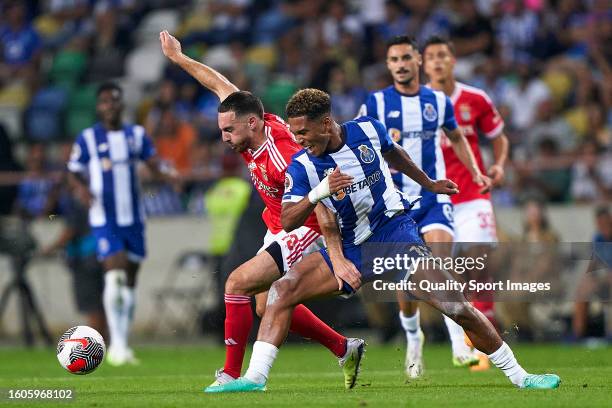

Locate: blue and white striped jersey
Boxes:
[282,117,410,247]
[67,123,156,228]
[358,85,457,209]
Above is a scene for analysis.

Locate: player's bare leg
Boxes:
[408,260,560,389]
[208,250,356,390]
[209,252,365,392]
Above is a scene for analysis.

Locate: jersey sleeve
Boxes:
[371,118,394,153]
[442,96,458,131]
[282,159,312,203]
[356,93,378,119]
[476,92,504,138]
[67,132,89,172]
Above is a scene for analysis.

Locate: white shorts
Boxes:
[453,199,498,243]
[257,226,326,273]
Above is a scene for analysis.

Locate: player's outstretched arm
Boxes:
[314,204,361,290]
[383,144,458,195]
[159,30,239,101]
[445,127,491,193]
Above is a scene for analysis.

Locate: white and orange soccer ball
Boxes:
[57,326,106,375]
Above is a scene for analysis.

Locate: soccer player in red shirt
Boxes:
[160,30,365,390]
[423,36,510,370]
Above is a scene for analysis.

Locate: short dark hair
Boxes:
[422,35,456,56]
[386,35,418,52]
[286,89,331,120]
[97,82,123,98]
[218,91,264,119]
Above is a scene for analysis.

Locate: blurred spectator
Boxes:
[570,141,612,203]
[573,206,612,341]
[501,61,551,135]
[86,4,125,82]
[151,107,197,176]
[144,80,178,135]
[328,65,367,123]
[514,138,571,203]
[450,0,494,58]
[321,0,362,47]
[0,124,22,215]
[0,1,42,90]
[496,0,539,65]
[403,0,451,45]
[376,1,410,41]
[15,143,58,219]
[521,199,559,244]
[183,0,252,46]
[526,99,577,154]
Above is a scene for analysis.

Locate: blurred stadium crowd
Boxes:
[0,0,610,220]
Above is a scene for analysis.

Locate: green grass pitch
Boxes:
[0,343,609,407]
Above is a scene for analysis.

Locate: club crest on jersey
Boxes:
[388,128,402,143]
[358,145,375,164]
[423,103,437,122]
[459,104,471,121]
[248,161,256,172]
[284,173,293,192]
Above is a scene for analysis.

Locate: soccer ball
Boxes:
[57,326,106,375]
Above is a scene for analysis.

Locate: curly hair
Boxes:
[285,88,331,120]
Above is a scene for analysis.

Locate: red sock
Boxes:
[290,304,347,358]
[223,294,253,378]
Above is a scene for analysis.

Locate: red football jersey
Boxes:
[441,82,504,204]
[241,113,320,234]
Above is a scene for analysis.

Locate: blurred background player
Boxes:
[423,35,510,370]
[160,30,365,390]
[67,82,179,366]
[358,35,491,378]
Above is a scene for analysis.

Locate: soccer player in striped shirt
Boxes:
[359,35,490,377]
[213,88,559,392]
[160,30,365,391]
[67,83,179,366]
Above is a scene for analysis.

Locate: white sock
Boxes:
[488,342,528,387]
[443,315,472,356]
[103,269,127,351]
[244,341,279,384]
[399,309,421,343]
[120,286,135,351]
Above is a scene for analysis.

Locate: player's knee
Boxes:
[224,271,248,295]
[267,276,298,308]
